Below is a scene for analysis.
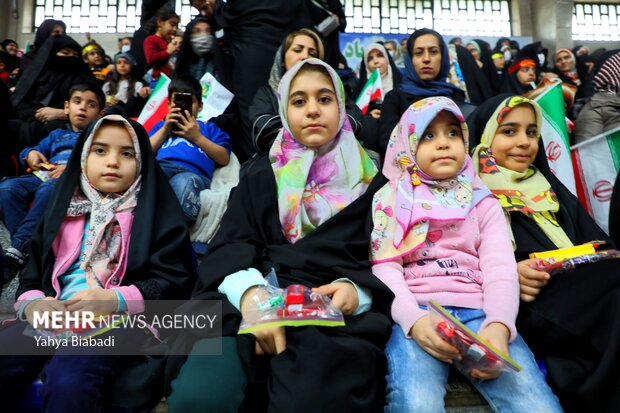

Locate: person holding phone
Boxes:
[149,75,232,223]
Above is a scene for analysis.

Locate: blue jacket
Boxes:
[149,120,232,180]
[19,125,80,167]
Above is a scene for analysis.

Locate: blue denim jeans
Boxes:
[385,307,563,413]
[0,176,58,252]
[157,159,211,223]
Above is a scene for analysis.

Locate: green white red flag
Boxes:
[533,80,577,195]
[571,126,620,233]
[355,68,382,115]
[137,74,171,132]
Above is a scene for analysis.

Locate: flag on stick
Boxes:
[355,68,383,115]
[533,79,577,195]
[137,74,171,133]
[571,126,620,233]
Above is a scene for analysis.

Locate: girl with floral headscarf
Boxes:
[167,58,393,412]
[470,94,620,412]
[0,115,194,411]
[372,96,562,412]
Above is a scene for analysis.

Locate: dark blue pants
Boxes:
[0,176,58,252]
[0,322,133,412]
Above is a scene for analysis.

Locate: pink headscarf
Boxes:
[370,97,491,263]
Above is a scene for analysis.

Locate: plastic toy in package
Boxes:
[428,300,521,375]
[238,284,345,334]
[531,249,620,276]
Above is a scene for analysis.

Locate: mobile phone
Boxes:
[172,92,193,132]
[173,92,193,115]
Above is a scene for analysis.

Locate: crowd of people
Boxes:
[0,0,619,411]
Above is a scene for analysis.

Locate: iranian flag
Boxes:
[534,79,576,195]
[571,126,620,233]
[355,68,382,115]
[137,74,171,132]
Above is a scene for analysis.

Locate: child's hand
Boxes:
[138,86,151,98]
[107,96,120,106]
[174,110,202,143]
[472,322,510,380]
[163,107,183,132]
[517,258,550,302]
[26,150,48,170]
[24,297,66,328]
[410,314,460,363]
[253,325,287,355]
[64,289,119,317]
[240,286,287,355]
[312,282,359,315]
[48,164,66,179]
[167,40,181,55]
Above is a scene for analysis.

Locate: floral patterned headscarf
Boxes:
[269,58,377,243]
[471,96,573,248]
[370,97,491,263]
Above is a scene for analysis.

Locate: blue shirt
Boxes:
[149,120,232,180]
[19,126,81,167]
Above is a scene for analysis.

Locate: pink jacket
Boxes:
[373,197,519,340]
[15,212,145,315]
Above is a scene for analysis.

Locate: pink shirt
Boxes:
[372,197,519,340]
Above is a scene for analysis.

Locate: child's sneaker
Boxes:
[4,247,25,281]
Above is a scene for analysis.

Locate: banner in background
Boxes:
[339,33,532,73]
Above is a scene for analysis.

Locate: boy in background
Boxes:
[149,74,231,223]
[0,82,105,283]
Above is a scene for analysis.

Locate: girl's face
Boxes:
[84,48,102,67]
[367,48,388,76]
[86,124,138,194]
[555,51,574,72]
[412,34,442,81]
[493,55,506,70]
[490,104,539,173]
[115,57,131,77]
[415,110,465,180]
[466,44,480,60]
[517,66,536,86]
[191,21,211,36]
[4,42,18,55]
[286,69,339,148]
[158,18,179,40]
[284,35,319,72]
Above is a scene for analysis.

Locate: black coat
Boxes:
[184,155,393,412]
[213,0,314,158]
[305,0,347,69]
[469,94,620,413]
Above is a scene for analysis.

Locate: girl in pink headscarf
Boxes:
[371,96,562,412]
